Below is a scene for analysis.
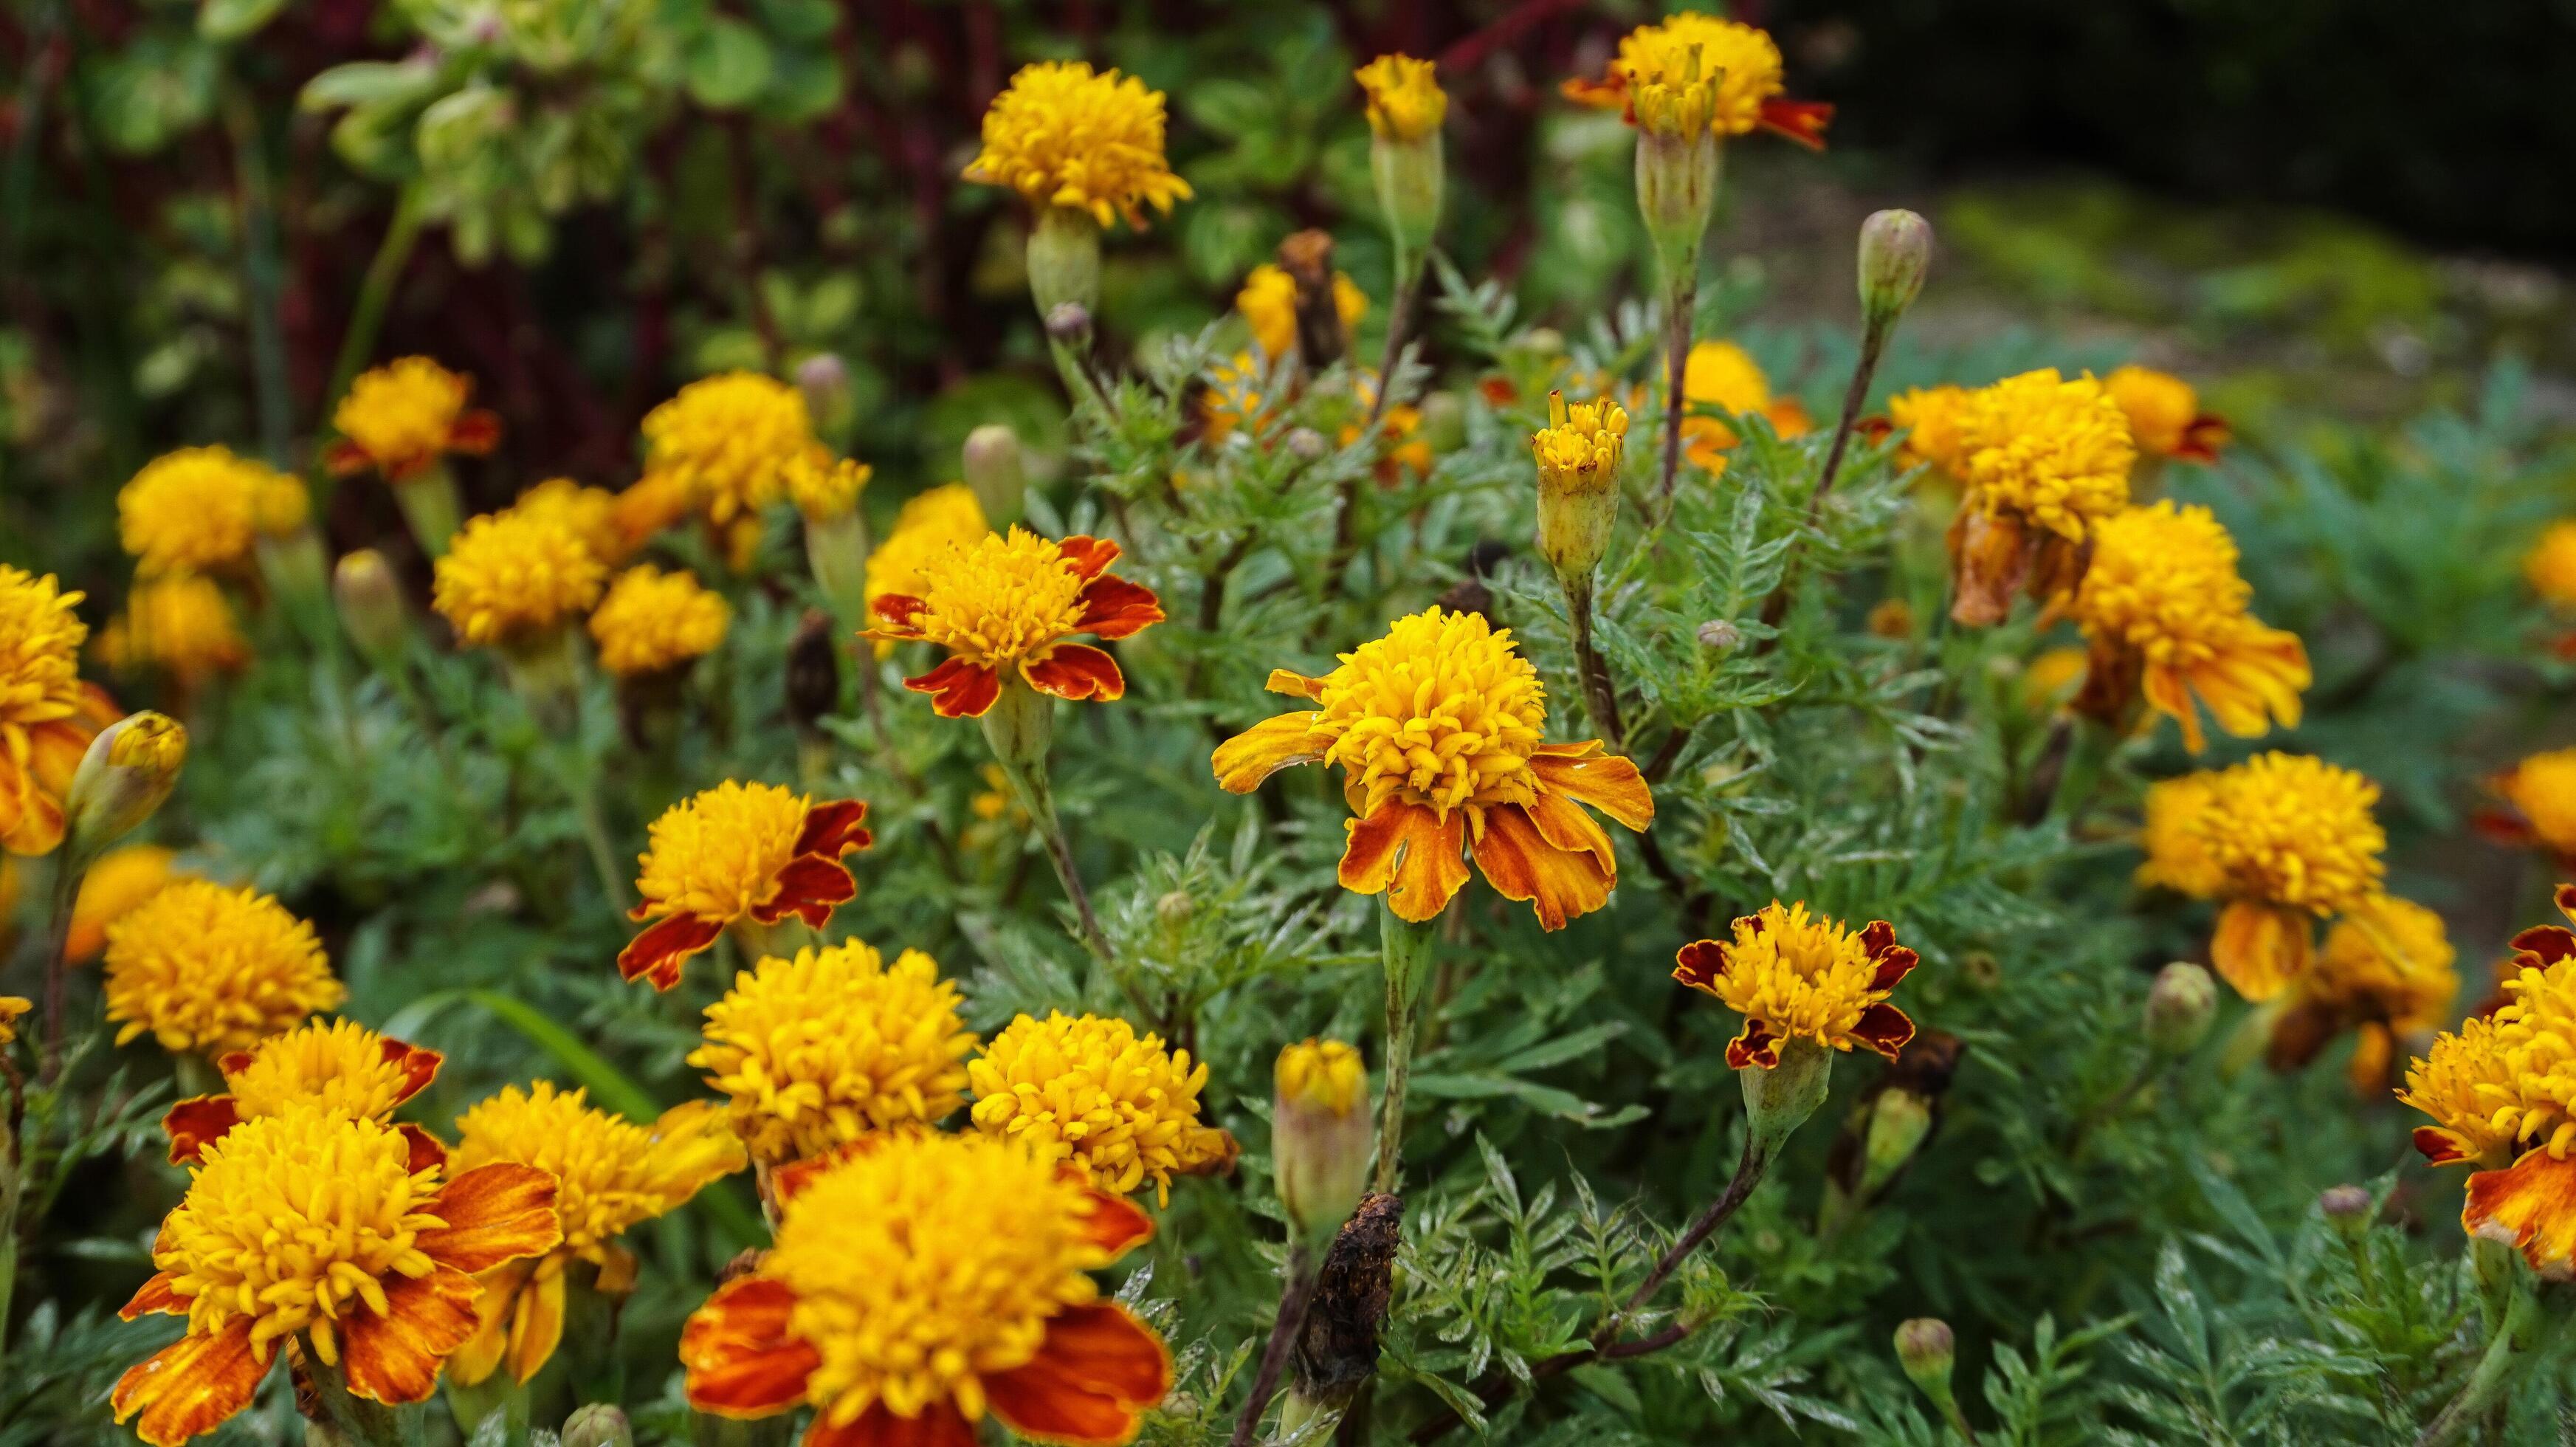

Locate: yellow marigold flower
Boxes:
[2191,752,2386,1001]
[97,575,252,688]
[431,508,607,650]
[119,447,307,575]
[641,372,820,526]
[689,939,979,1166]
[112,1104,562,1446]
[864,485,989,653]
[1238,262,1369,362]
[0,994,27,1045]
[963,61,1192,230]
[1946,368,2134,626]
[1562,13,1831,147]
[2481,747,2576,870]
[619,783,871,990]
[1355,53,1445,142]
[784,454,872,523]
[327,356,499,480]
[968,1011,1237,1204]
[679,1130,1168,1441]
[1887,383,1971,475]
[513,477,630,566]
[2105,364,2228,462]
[2020,645,2088,713]
[103,879,342,1056]
[1681,340,1812,470]
[610,470,698,555]
[160,1017,446,1172]
[2402,1015,2531,1170]
[1673,901,1918,1068]
[1530,392,1630,492]
[2524,520,2576,611]
[65,842,190,963]
[867,527,1164,719]
[1212,607,1655,929]
[588,565,729,678]
[2067,501,2308,752]
[2270,895,2456,1095]
[448,1084,745,1386]
[0,565,111,856]
[2134,772,2225,898]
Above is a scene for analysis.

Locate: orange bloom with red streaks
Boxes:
[326,357,500,481]
[619,783,872,989]
[111,1104,561,1446]
[1673,901,1917,1068]
[1211,607,1653,930]
[1562,12,1831,148]
[867,528,1163,720]
[681,1130,1169,1446]
[159,1017,445,1174]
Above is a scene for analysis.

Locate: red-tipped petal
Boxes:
[870,594,928,633]
[162,1095,243,1166]
[399,1123,450,1177]
[1057,535,1122,582]
[1073,575,1164,640]
[793,799,873,859]
[1850,1003,1916,1060]
[111,1319,264,1446]
[984,1304,1173,1443]
[681,1277,821,1418]
[1080,1191,1155,1258]
[2510,925,2576,968]
[448,410,501,456]
[751,856,857,929]
[1024,645,1126,704]
[1673,939,1731,994]
[903,657,1002,718]
[340,1267,483,1406]
[383,1038,443,1103]
[1758,97,1833,149]
[617,913,725,990]
[419,1164,563,1274]
[122,1271,190,1320]
[1726,1022,1782,1070]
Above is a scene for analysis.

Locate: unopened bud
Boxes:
[2143,962,2218,1056]
[559,1404,631,1447]
[333,549,410,662]
[1028,206,1102,322]
[1155,890,1195,927]
[1695,619,1741,653]
[1894,1317,1955,1396]
[962,425,1027,525]
[1856,1089,1935,1200]
[1530,390,1630,585]
[795,351,850,417]
[2319,1184,2373,1238]
[1858,210,1932,330]
[1356,56,1445,266]
[65,712,186,859]
[1739,1036,1833,1152]
[1274,1039,1373,1248]
[1634,126,1720,292]
[1285,427,1329,461]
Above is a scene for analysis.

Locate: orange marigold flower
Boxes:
[1887,383,1972,476]
[2064,501,2308,752]
[2191,752,2386,1002]
[2105,364,2228,463]
[963,61,1192,230]
[2476,748,2576,871]
[2267,894,2456,1095]
[119,446,307,576]
[1561,12,1831,148]
[1355,54,1446,142]
[1673,901,1917,1068]
[1944,368,2133,626]
[327,357,500,480]
[1680,340,1811,470]
[618,782,872,990]
[679,1130,1168,1443]
[0,566,115,856]
[588,564,729,678]
[160,1017,445,1173]
[867,528,1163,720]
[111,1104,561,1446]
[1211,606,1654,929]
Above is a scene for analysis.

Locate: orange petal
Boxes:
[162,1095,243,1166]
[1210,712,1324,793]
[1521,788,1616,876]
[112,1319,265,1447]
[420,1163,563,1274]
[1559,73,1626,110]
[449,410,502,456]
[618,913,725,990]
[904,657,1002,719]
[2211,899,2312,1002]
[445,1259,530,1389]
[1074,576,1163,641]
[985,1303,1172,1444]
[503,1260,568,1385]
[399,1123,450,1177]
[1264,669,1326,701]
[795,799,875,859]
[805,1405,979,1447]
[683,1277,821,1417]
[1024,644,1126,703]
[1338,802,1469,923]
[340,1265,483,1405]
[751,856,856,928]
[2414,1125,2476,1166]
[1529,746,1654,833]
[1757,97,1833,149]
[2464,1149,2576,1280]
[1469,804,1613,932]
[1057,535,1122,582]
[122,1271,190,1320]
[1080,1190,1155,1258]
[383,1038,443,1103]
[869,593,927,634]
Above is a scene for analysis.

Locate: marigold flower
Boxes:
[1239,262,1369,362]
[969,1011,1237,1204]
[2105,365,2228,463]
[118,447,307,576]
[1561,13,1831,148]
[1532,391,1632,582]
[97,574,252,688]
[785,454,872,523]
[513,477,631,566]
[2269,895,2456,1094]
[619,782,872,990]
[327,357,500,479]
[63,843,187,962]
[680,1130,1168,1443]
[1355,54,1445,142]
[1887,384,1972,475]
[2524,520,2576,611]
[2066,501,2307,752]
[588,565,729,678]
[1945,369,2134,625]
[2191,752,2386,1001]
[964,61,1192,230]
[448,1084,745,1386]
[2133,772,2225,898]
[1274,1039,1371,1245]
[0,566,114,856]
[1680,340,1812,470]
[1212,607,1655,929]
[611,470,699,555]
[864,483,987,625]
[103,879,342,1056]
[0,995,27,1045]
[1673,901,1918,1068]
[689,940,979,1166]
[642,373,822,526]
[69,710,186,852]
[2476,748,2576,871]
[867,527,1163,720]
[160,1017,445,1172]
[431,508,608,650]
[112,1104,561,1446]
[2019,645,2088,713]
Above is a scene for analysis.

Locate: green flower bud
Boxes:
[2143,962,2218,1056]
[1894,1316,1956,1396]
[332,549,410,664]
[559,1404,632,1447]
[1857,209,1933,331]
[1740,1037,1834,1153]
[65,712,186,861]
[1635,128,1721,292]
[1027,206,1102,321]
[1274,1039,1374,1248]
[962,425,1028,526]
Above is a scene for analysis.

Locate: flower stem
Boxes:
[1227,1245,1320,1447]
[326,181,427,429]
[1656,273,1697,513]
[1562,572,1627,755]
[1373,902,1439,1194]
[37,850,86,1088]
[306,1352,426,1447]
[2414,1281,2547,1447]
[982,686,1112,963]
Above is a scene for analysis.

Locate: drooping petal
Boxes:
[1470,804,1614,931]
[1757,97,1833,148]
[1521,788,1616,876]
[2211,899,2312,1002]
[803,1405,979,1447]
[2511,924,2576,968]
[1726,1020,1782,1070]
[419,1163,563,1274]
[162,1095,244,1166]
[1337,801,1469,923]
[1056,535,1122,582]
[2414,1125,2476,1166]
[681,1278,821,1417]
[1849,1003,1915,1059]
[1530,744,1654,832]
[382,1038,444,1103]
[112,1319,265,1447]
[503,1261,568,1385]
[1264,669,1326,701]
[1024,644,1127,703]
[984,1303,1173,1444]
[1672,939,1732,995]
[121,1271,190,1319]
[1210,712,1324,793]
[751,856,857,928]
[903,657,1003,719]
[1073,576,1164,640]
[793,799,874,859]
[1079,1190,1155,1258]
[2464,1149,2576,1280]
[617,912,725,991]
[340,1266,484,1405]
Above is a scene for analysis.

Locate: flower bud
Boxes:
[1044,302,1093,347]
[1529,391,1630,586]
[1695,619,1741,653]
[333,549,410,663]
[1631,61,1721,292]
[1155,890,1195,927]
[795,352,852,430]
[2143,962,2218,1056]
[1027,207,1102,321]
[2319,1184,2373,1239]
[64,712,186,860]
[1740,1036,1833,1153]
[559,1404,632,1447]
[1274,1039,1373,1248]
[1285,427,1329,461]
[1356,56,1445,267]
[1893,1317,1956,1397]
[1858,210,1933,331]
[962,425,1028,526]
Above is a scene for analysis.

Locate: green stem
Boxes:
[223,84,292,467]
[1372,902,1439,1194]
[1656,272,1697,513]
[37,852,86,1088]
[1563,573,1627,755]
[327,181,427,425]
[445,1373,530,1447]
[570,768,632,915]
[2414,1282,2547,1447]
[306,1352,427,1447]
[1226,1245,1320,1447]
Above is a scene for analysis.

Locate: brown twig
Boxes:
[1655,277,1695,513]
[1227,1253,1320,1447]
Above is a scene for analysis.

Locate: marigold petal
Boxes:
[122,1270,190,1319]
[449,410,503,456]
[985,1303,1172,1443]
[1073,577,1163,642]
[1470,803,1614,932]
[2414,1125,2475,1166]
[794,800,874,859]
[1529,746,1654,832]
[1340,802,1470,923]
[2211,899,2312,1002]
[1024,644,1127,703]
[871,594,928,635]
[1757,97,1833,148]
[1210,712,1324,793]
[445,1259,528,1388]
[1521,788,1616,876]
[751,856,857,928]
[1726,1021,1782,1070]
[1850,1002,1915,1059]
[2511,924,2576,968]
[111,1318,264,1447]
[399,1123,450,1177]
[618,913,726,989]
[419,1163,564,1274]
[1673,938,1731,994]
[162,1095,243,1166]
[2464,1149,2576,1280]
[1264,668,1326,700]
[340,1266,484,1405]
[682,1277,821,1417]
[1056,535,1122,582]
[905,657,1004,718]
[384,1038,443,1102]
[503,1262,567,1385]
[1080,1190,1155,1258]
[805,1406,980,1447]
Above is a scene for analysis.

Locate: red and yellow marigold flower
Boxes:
[1679,340,1811,471]
[1944,369,2134,625]
[64,842,190,962]
[431,507,609,650]
[1238,262,1368,362]
[327,357,500,479]
[112,1104,562,1446]
[160,1017,444,1172]
[0,565,115,856]
[1673,901,1918,1068]
[963,61,1191,230]
[447,1083,745,1386]
[867,528,1164,720]
[103,879,343,1056]
[2064,501,2307,752]
[2133,772,2225,899]
[681,1130,1168,1444]
[863,484,990,658]
[2105,365,2228,464]
[2267,895,2456,1095]
[97,574,252,690]
[588,564,729,678]
[968,1011,1236,1206]
[641,371,822,526]
[118,446,308,577]
[2191,752,2386,1001]
[1561,12,1831,148]
[618,782,872,989]
[2476,748,2576,871]
[689,939,979,1166]
[1211,607,1655,929]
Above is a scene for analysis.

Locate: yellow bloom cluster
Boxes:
[1,565,100,855]
[2490,748,2576,862]
[97,575,251,686]
[641,372,819,525]
[103,880,342,1056]
[2524,520,2576,610]
[431,507,607,648]
[226,1018,427,1125]
[66,843,187,961]
[2069,501,2307,752]
[453,1083,744,1260]
[1275,1038,1367,1116]
[1320,608,1547,820]
[512,478,630,567]
[0,995,27,1045]
[2104,365,2219,460]
[899,528,1095,671]
[1530,392,1630,496]
[1602,13,1788,137]
[2134,773,2224,898]
[1354,54,1446,142]
[2300,897,2458,1036]
[332,356,492,478]
[785,455,872,522]
[1952,369,2133,543]
[1887,384,1971,474]
[969,1011,1234,1203]
[634,780,814,922]
[118,446,306,576]
[1673,901,1918,1067]
[2194,753,2386,918]
[588,565,729,678]
[964,61,1192,230]
[864,485,989,644]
